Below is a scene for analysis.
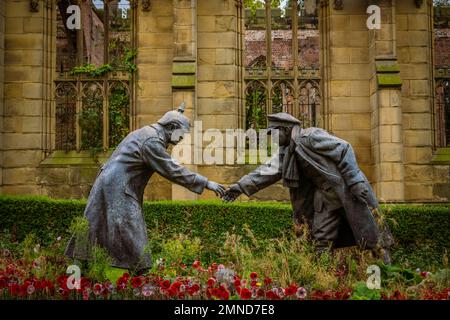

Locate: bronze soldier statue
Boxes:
[223,112,393,264]
[66,103,225,271]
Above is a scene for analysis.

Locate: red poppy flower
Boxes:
[0,277,6,289]
[131,276,144,288]
[257,288,265,297]
[266,290,280,300]
[172,281,182,290]
[264,277,272,286]
[249,272,258,280]
[207,278,216,287]
[188,283,200,294]
[192,260,201,269]
[240,288,252,300]
[233,279,241,288]
[93,283,103,295]
[167,286,177,297]
[161,279,171,290]
[211,288,220,298]
[220,289,230,300]
[116,277,128,291]
[285,284,297,296]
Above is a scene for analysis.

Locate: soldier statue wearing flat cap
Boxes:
[223,112,393,263]
[66,103,226,271]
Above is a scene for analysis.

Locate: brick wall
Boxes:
[245,29,319,68]
[435,28,450,67]
[244,29,449,69]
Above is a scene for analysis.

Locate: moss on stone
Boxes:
[376,64,401,73]
[377,74,402,87]
[431,148,450,164]
[171,75,196,88]
[172,63,196,74]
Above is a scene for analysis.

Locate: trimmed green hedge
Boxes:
[0,195,449,267]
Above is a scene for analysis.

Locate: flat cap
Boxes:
[267,112,302,129]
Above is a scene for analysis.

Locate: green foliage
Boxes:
[0,196,449,268]
[246,89,267,130]
[70,64,113,78]
[220,225,340,289]
[350,281,382,300]
[379,264,422,287]
[23,233,39,263]
[159,235,202,265]
[109,85,130,147]
[429,268,450,290]
[86,245,113,282]
[123,49,138,74]
[79,94,103,150]
[244,0,282,13]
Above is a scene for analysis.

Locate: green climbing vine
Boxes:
[70,63,113,78]
[71,49,137,154]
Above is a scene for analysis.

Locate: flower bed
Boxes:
[1,230,449,301]
[1,257,449,300]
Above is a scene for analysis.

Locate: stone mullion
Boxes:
[42,1,52,155]
[292,0,299,119]
[236,1,245,129]
[265,0,272,116]
[319,0,331,131]
[103,79,109,150]
[130,1,138,131]
[75,78,82,151]
[76,0,84,67]
[104,1,110,65]
[103,2,110,150]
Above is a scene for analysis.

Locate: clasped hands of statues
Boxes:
[219,181,370,204]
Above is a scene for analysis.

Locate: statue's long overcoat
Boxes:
[65,124,208,269]
[237,127,393,250]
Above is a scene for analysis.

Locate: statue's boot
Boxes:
[315,241,334,260]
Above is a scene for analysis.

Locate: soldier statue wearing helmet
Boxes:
[223,112,394,264]
[66,103,225,273]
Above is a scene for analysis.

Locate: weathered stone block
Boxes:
[198,65,236,81]
[38,168,70,185]
[4,98,42,116]
[379,107,401,125]
[377,181,404,202]
[403,113,431,130]
[404,183,433,201]
[198,98,236,115]
[403,130,431,147]
[405,164,433,182]
[3,168,37,185]
[5,17,23,34]
[69,167,99,185]
[198,32,236,49]
[2,133,41,150]
[379,143,403,162]
[330,81,351,97]
[3,150,42,167]
[23,17,44,33]
[2,185,41,196]
[216,48,234,65]
[3,116,41,133]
